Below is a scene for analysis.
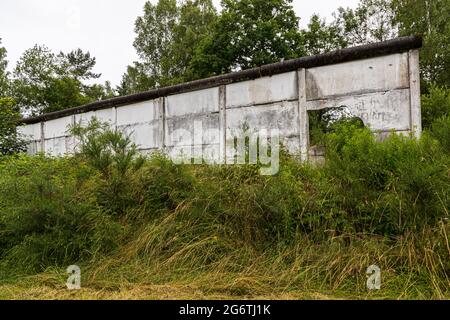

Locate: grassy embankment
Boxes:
[0,90,449,299]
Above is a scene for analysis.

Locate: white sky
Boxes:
[0,0,359,86]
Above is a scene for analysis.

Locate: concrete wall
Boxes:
[19,49,422,162]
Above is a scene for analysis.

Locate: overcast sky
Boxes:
[0,0,359,86]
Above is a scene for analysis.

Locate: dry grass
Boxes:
[2,227,448,300]
[0,282,337,300]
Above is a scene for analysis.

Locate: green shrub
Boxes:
[69,118,145,216]
[430,115,450,153]
[0,155,124,272]
[421,86,450,129]
[323,123,449,235]
[0,119,448,286]
[0,97,28,156]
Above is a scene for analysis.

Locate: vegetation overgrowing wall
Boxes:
[19,37,422,162]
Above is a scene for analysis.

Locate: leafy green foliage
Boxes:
[57,49,101,81]
[394,0,450,86]
[332,0,398,46]
[0,121,448,297]
[324,124,449,235]
[190,0,303,78]
[11,45,112,116]
[300,15,346,55]
[117,63,156,96]
[430,115,450,153]
[69,118,144,176]
[0,155,124,272]
[421,85,450,129]
[119,0,217,94]
[0,97,27,156]
[69,118,145,215]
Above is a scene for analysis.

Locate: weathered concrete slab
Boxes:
[44,116,73,138]
[18,122,41,140]
[306,89,411,131]
[44,137,68,156]
[226,72,297,108]
[74,108,115,126]
[94,108,116,125]
[408,50,422,137]
[166,87,219,117]
[116,100,160,125]
[226,101,299,138]
[165,114,220,147]
[306,53,409,100]
[115,100,162,150]
[118,123,161,150]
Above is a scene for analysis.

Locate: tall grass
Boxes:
[0,120,448,299]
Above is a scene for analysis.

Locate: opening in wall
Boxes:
[307,105,365,165]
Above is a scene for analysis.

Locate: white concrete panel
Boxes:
[65,136,77,154]
[45,116,73,138]
[18,123,41,140]
[226,101,299,138]
[166,87,219,117]
[118,123,161,150]
[283,136,301,155]
[116,100,160,126]
[74,111,95,125]
[306,53,409,100]
[409,49,422,137]
[165,114,220,147]
[26,141,39,155]
[95,108,116,124]
[226,72,297,108]
[306,89,411,131]
[74,108,115,125]
[44,137,68,156]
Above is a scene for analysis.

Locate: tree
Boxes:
[170,0,218,82]
[0,97,28,156]
[117,63,155,96]
[190,0,303,78]
[133,0,178,88]
[83,81,116,101]
[298,0,398,57]
[12,45,60,115]
[11,45,108,115]
[301,15,346,55]
[119,0,217,94]
[42,76,91,114]
[393,0,450,87]
[57,48,101,81]
[332,0,398,47]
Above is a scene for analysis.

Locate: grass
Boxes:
[1,226,448,300]
[0,119,449,300]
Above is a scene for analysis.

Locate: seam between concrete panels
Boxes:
[297,68,308,162]
[219,85,227,164]
[408,49,422,138]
